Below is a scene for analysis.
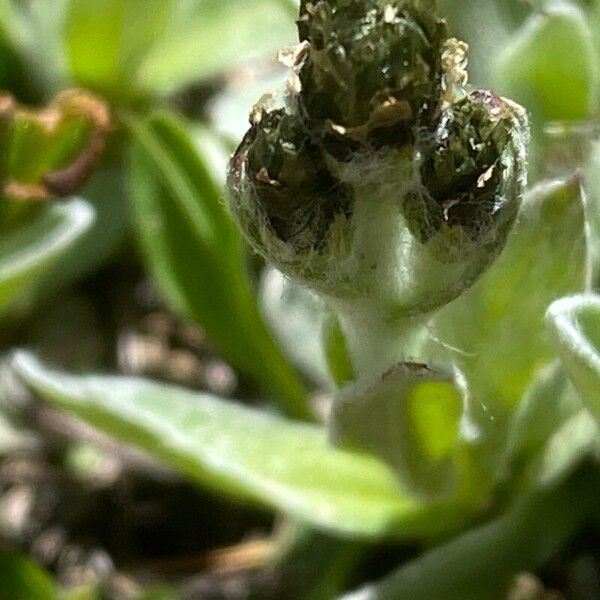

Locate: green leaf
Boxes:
[432,177,588,417]
[342,469,598,600]
[331,364,463,498]
[127,111,310,420]
[546,294,600,418]
[0,198,94,315]
[0,550,56,600]
[2,0,68,94]
[275,525,364,600]
[585,141,600,289]
[505,363,583,468]
[258,267,355,389]
[322,310,354,387]
[27,164,130,300]
[64,0,176,102]
[13,351,468,539]
[0,8,35,99]
[260,267,332,387]
[0,90,110,202]
[530,408,599,489]
[135,0,296,95]
[504,362,599,492]
[496,1,600,122]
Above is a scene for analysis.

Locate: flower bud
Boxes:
[227,0,529,316]
[296,0,449,155]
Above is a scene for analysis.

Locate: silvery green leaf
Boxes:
[342,472,597,600]
[0,199,94,315]
[432,178,587,419]
[496,1,600,123]
[584,141,600,288]
[503,361,599,492]
[259,268,332,387]
[331,363,463,499]
[504,363,582,464]
[13,351,468,539]
[547,294,600,417]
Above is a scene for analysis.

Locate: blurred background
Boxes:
[1,0,600,598]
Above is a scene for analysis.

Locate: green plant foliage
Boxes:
[496,1,600,123]
[438,0,511,88]
[5,0,295,105]
[433,178,588,418]
[0,90,110,202]
[342,470,598,600]
[0,0,68,95]
[332,364,463,499]
[0,550,56,600]
[4,1,600,596]
[529,408,599,489]
[322,310,354,387]
[505,364,584,477]
[135,0,296,96]
[260,267,333,387]
[13,351,468,539]
[30,164,129,299]
[0,198,94,315]
[502,362,599,494]
[585,141,600,288]
[547,294,600,418]
[127,111,310,419]
[64,0,175,103]
[63,0,295,102]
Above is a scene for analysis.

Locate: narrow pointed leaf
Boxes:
[127,112,310,420]
[505,364,583,472]
[260,268,332,387]
[585,141,600,288]
[343,471,597,600]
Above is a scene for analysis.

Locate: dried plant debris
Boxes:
[0,89,111,202]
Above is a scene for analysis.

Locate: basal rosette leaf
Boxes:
[13,351,469,539]
[127,111,311,420]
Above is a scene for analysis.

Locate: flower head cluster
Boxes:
[228,0,529,315]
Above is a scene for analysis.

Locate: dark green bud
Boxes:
[296,0,449,154]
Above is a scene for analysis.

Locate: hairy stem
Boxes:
[331,300,430,381]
